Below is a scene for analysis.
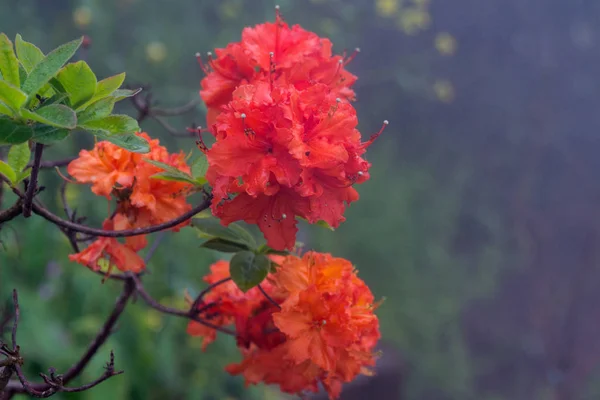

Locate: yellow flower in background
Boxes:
[146,41,167,63]
[433,80,455,103]
[219,0,242,20]
[376,0,401,17]
[144,309,163,332]
[397,7,431,34]
[73,6,92,28]
[435,32,458,55]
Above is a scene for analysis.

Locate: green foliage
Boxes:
[14,34,44,73]
[0,116,32,144]
[144,159,202,186]
[0,34,145,151]
[90,129,149,153]
[0,142,30,184]
[0,33,20,87]
[55,60,97,108]
[20,104,77,129]
[192,216,257,250]
[228,251,270,292]
[0,80,27,113]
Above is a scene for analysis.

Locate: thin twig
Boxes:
[258,285,281,310]
[190,278,231,314]
[22,143,44,218]
[4,283,134,396]
[28,158,75,169]
[151,99,200,116]
[129,274,236,336]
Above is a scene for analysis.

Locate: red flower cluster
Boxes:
[67,132,192,273]
[199,10,358,126]
[187,252,380,399]
[200,12,386,250]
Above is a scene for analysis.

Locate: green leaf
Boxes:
[299,216,335,231]
[79,114,139,134]
[15,167,30,183]
[191,217,257,249]
[77,97,116,124]
[200,238,250,253]
[18,63,27,84]
[76,73,127,110]
[31,125,69,145]
[191,155,208,180]
[0,80,27,111]
[20,104,76,129]
[7,142,30,173]
[229,251,270,292]
[151,172,197,185]
[87,130,150,153]
[144,159,197,185]
[21,37,82,100]
[55,60,97,108]
[111,88,142,101]
[257,244,289,256]
[0,34,20,87]
[0,160,16,183]
[94,73,126,99]
[0,117,33,144]
[15,34,45,73]
[0,101,12,116]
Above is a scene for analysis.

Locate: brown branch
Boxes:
[3,283,133,397]
[151,98,200,116]
[190,277,232,312]
[24,192,211,238]
[22,143,44,218]
[0,201,22,225]
[39,350,123,393]
[258,284,281,310]
[129,274,237,336]
[27,158,75,169]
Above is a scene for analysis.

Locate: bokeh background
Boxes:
[2,0,599,399]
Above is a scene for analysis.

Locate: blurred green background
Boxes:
[2,0,599,399]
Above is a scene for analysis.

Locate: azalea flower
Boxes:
[199,10,358,125]
[206,82,383,250]
[67,132,193,272]
[187,252,380,399]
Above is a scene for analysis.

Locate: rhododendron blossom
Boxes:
[199,10,358,126]
[205,80,385,250]
[67,132,193,272]
[187,252,380,399]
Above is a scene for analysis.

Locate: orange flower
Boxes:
[199,11,357,125]
[67,140,141,198]
[206,82,382,250]
[68,218,145,273]
[186,260,283,351]
[68,132,193,272]
[188,252,380,399]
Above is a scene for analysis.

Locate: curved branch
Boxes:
[0,201,22,225]
[129,274,236,336]
[30,196,211,238]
